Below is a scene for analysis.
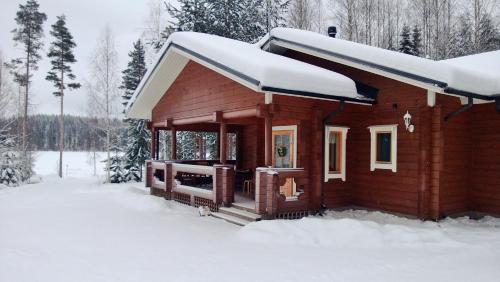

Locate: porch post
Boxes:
[220,121,227,164]
[155,129,160,160]
[264,116,272,167]
[171,128,177,160]
[151,127,156,160]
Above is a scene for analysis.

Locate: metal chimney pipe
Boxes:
[328,26,337,38]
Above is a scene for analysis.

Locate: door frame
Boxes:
[272,125,298,197]
[272,125,298,169]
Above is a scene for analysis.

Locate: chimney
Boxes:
[328,26,337,38]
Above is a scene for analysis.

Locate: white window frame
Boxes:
[368,124,398,172]
[324,126,349,182]
[272,125,298,197]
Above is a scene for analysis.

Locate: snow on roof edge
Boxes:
[265,28,500,99]
[126,32,371,119]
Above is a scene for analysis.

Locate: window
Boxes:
[324,126,349,182]
[368,125,398,172]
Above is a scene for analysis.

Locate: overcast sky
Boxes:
[0,0,173,116]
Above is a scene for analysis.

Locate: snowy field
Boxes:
[33,151,107,177]
[1,175,500,282]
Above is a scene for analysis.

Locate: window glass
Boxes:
[376,132,391,162]
[282,135,290,168]
[328,131,341,172]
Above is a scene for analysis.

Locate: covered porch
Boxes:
[145,105,311,219]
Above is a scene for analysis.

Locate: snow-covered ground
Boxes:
[33,151,107,177]
[1,176,499,282]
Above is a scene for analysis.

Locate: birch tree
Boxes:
[86,26,120,183]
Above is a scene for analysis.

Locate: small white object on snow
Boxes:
[28,175,42,184]
[198,205,211,216]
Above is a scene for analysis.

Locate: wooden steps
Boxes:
[211,204,261,226]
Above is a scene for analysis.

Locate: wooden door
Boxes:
[272,129,295,197]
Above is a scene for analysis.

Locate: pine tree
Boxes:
[398,24,413,55]
[46,15,81,178]
[167,0,211,33]
[7,0,47,172]
[105,142,125,184]
[209,0,265,42]
[121,40,150,182]
[411,25,423,57]
[0,125,22,186]
[168,0,271,43]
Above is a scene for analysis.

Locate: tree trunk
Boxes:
[23,53,29,157]
[59,69,64,178]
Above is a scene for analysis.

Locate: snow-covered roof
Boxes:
[262,28,500,100]
[126,32,370,119]
[441,51,500,95]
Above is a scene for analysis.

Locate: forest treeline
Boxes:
[3,115,126,152]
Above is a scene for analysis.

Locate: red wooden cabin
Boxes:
[126,28,500,222]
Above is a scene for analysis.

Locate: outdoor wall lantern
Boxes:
[404,111,414,133]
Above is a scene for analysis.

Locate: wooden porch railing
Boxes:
[255,167,309,219]
[145,160,234,211]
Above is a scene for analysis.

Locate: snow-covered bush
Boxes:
[0,151,22,186]
[103,143,126,184]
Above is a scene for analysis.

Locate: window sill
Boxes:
[324,173,346,182]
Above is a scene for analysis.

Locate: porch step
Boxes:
[231,202,257,213]
[219,206,262,222]
[211,212,252,226]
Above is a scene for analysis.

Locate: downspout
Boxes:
[320,100,345,215]
[444,97,473,122]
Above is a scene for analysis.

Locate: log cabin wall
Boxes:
[470,103,500,215]
[437,95,471,217]
[283,50,428,217]
[283,49,500,218]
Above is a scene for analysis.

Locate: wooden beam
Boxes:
[264,115,272,167]
[427,90,436,107]
[171,127,177,160]
[213,111,223,123]
[166,118,174,128]
[173,114,213,125]
[219,121,227,164]
[222,108,257,119]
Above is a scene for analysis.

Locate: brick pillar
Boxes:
[221,166,235,206]
[213,165,223,205]
[255,168,268,215]
[266,170,279,218]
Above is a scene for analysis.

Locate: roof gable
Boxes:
[127,32,371,119]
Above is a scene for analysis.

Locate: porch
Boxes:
[145,106,311,220]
